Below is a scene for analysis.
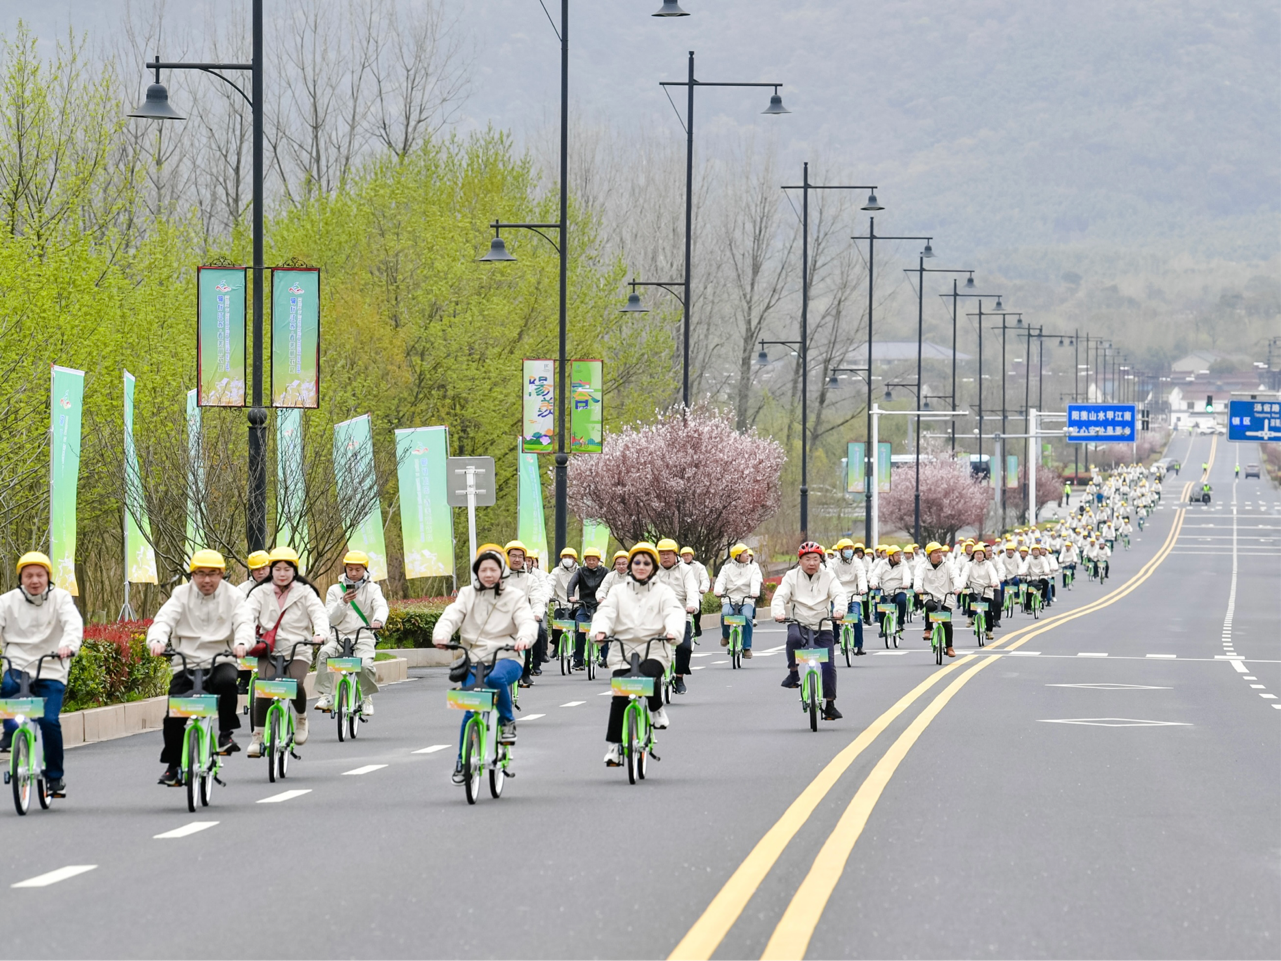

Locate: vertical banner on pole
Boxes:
[569,359,603,453]
[522,359,554,452]
[395,427,455,579]
[877,442,893,492]
[517,447,549,565]
[185,390,205,555]
[196,266,247,407]
[581,519,610,558]
[123,372,158,584]
[1006,454,1019,489]
[846,442,865,493]
[271,268,321,408]
[276,408,308,568]
[50,366,85,595]
[333,414,388,581]
[1041,442,1052,468]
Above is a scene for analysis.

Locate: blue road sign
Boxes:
[1227,399,1281,442]
[1066,403,1137,443]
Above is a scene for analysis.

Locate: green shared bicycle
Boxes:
[326,626,376,742]
[552,613,577,676]
[443,643,517,804]
[723,614,746,669]
[605,639,667,785]
[970,597,989,647]
[162,648,234,812]
[927,609,952,666]
[787,621,830,733]
[579,622,600,680]
[839,616,859,666]
[1025,583,1044,620]
[0,654,65,816]
[878,601,899,648]
[257,641,317,783]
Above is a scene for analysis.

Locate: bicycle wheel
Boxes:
[348,710,358,740]
[11,734,30,815]
[807,675,818,732]
[663,675,672,705]
[637,721,648,781]
[935,627,944,665]
[489,745,506,799]
[186,725,201,813]
[891,622,899,649]
[36,775,50,810]
[463,721,482,804]
[843,628,852,667]
[559,640,570,676]
[336,684,347,743]
[278,719,290,780]
[267,710,279,783]
[587,649,596,681]
[200,737,215,808]
[976,614,985,647]
[883,616,891,648]
[626,709,639,785]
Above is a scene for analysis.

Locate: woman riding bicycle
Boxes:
[714,543,763,656]
[243,546,328,756]
[591,542,683,767]
[315,550,387,717]
[772,542,847,721]
[960,544,1001,641]
[914,543,960,657]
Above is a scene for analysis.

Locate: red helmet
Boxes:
[797,541,824,559]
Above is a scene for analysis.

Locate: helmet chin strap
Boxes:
[19,585,50,607]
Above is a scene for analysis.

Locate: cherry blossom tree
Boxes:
[568,401,785,562]
[878,459,990,544]
[1006,463,1066,519]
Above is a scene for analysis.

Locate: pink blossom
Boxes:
[878,459,991,544]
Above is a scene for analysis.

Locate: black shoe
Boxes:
[781,672,801,689]
[573,661,585,671]
[823,701,843,721]
[853,649,866,656]
[0,731,11,752]
[45,777,66,798]
[158,766,182,787]
[674,676,687,695]
[519,676,533,688]
[451,762,465,785]
[217,733,240,755]
[531,668,542,676]
[598,657,607,669]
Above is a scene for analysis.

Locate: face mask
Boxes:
[561,558,574,569]
[841,549,854,560]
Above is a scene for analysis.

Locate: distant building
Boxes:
[1171,350,1230,374]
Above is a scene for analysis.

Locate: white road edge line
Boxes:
[258,789,311,803]
[343,764,388,776]
[413,745,449,754]
[154,821,219,839]
[1078,652,1109,657]
[1146,654,1177,659]
[12,865,97,888]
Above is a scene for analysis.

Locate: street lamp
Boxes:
[937,282,1000,456]
[617,278,687,317]
[652,1,691,15]
[827,366,869,391]
[129,4,267,553]
[659,53,790,408]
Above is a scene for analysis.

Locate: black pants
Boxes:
[523,622,549,678]
[785,625,836,700]
[252,657,309,728]
[161,662,240,765]
[606,660,665,742]
[674,620,693,674]
[691,612,702,637]
[923,599,954,647]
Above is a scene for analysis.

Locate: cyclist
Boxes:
[503,541,550,686]
[915,543,959,657]
[598,551,630,604]
[568,547,608,669]
[526,548,553,665]
[550,547,580,669]
[433,545,534,783]
[715,543,762,658]
[0,552,82,798]
[773,542,847,720]
[869,545,911,640]
[1058,536,1079,589]
[960,543,1001,640]
[831,538,868,656]
[238,550,272,596]
[1025,544,1054,610]
[591,542,682,766]
[680,547,711,640]
[146,549,253,786]
[315,550,387,716]
[655,539,699,695]
[243,546,327,756]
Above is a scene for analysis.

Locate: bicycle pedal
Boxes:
[2,772,8,784]
[649,751,661,761]
[290,750,301,759]
[504,769,516,778]
[214,775,226,786]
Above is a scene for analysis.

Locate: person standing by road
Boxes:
[315,551,387,716]
[773,542,847,720]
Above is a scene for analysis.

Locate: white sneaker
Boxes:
[361,696,374,716]
[314,695,333,713]
[603,743,623,766]
[294,712,309,745]
[652,707,670,730]
[247,732,264,758]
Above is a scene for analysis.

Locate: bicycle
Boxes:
[787,620,830,732]
[161,648,233,812]
[604,639,668,785]
[552,612,577,676]
[0,654,66,816]
[1123,534,1131,550]
[838,616,858,666]
[970,597,989,647]
[1062,566,1075,591]
[1025,584,1043,620]
[326,626,376,742]
[578,622,600,681]
[442,643,517,804]
[877,601,899,648]
[927,608,951,666]
[238,655,258,724]
[723,614,746,669]
[256,641,317,783]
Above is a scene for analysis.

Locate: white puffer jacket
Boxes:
[770,567,848,630]
[590,576,685,671]
[147,581,254,671]
[831,556,868,599]
[245,581,330,661]
[324,576,390,637]
[714,559,762,602]
[0,587,83,684]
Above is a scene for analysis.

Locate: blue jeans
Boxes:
[2,671,66,779]
[844,600,864,651]
[573,607,595,664]
[890,591,909,629]
[720,601,756,650]
[456,658,522,757]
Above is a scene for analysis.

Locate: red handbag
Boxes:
[250,611,287,658]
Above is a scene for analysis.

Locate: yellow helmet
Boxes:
[887,544,902,555]
[560,546,578,559]
[876,543,888,552]
[268,546,301,566]
[583,547,603,560]
[246,550,271,570]
[504,540,528,555]
[188,549,226,572]
[628,541,660,566]
[940,544,952,552]
[612,550,629,562]
[925,542,943,554]
[834,538,855,550]
[853,542,866,551]
[655,538,680,553]
[476,542,506,559]
[729,543,749,559]
[16,551,52,576]
[679,546,695,556]
[342,550,370,568]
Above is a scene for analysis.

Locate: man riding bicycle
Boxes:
[773,542,847,721]
[831,538,868,656]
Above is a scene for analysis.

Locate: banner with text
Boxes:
[1006,454,1019,489]
[333,414,388,581]
[396,426,455,579]
[271,268,320,408]
[197,266,247,407]
[50,366,85,594]
[517,449,549,565]
[877,442,893,493]
[276,408,307,569]
[522,359,554,453]
[582,518,610,558]
[123,372,158,584]
[846,442,865,494]
[1065,403,1136,443]
[570,359,603,453]
[185,390,205,556]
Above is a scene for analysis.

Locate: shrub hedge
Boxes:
[377,597,450,648]
[64,621,170,713]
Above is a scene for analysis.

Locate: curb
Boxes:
[63,657,409,750]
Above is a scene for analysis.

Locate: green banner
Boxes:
[276,408,307,569]
[1007,454,1019,489]
[50,366,84,595]
[877,442,893,493]
[196,266,247,407]
[395,426,454,579]
[582,518,610,558]
[522,359,554,453]
[123,372,157,584]
[517,448,549,565]
[1042,442,1053,468]
[272,268,320,408]
[185,390,205,556]
[846,442,865,493]
[570,359,603,453]
[333,414,388,581]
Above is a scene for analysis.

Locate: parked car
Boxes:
[1244,463,1261,479]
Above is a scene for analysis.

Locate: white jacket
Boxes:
[770,567,847,630]
[244,582,330,660]
[872,559,913,594]
[504,567,550,615]
[960,559,1001,598]
[324,577,389,638]
[590,576,684,671]
[0,587,83,684]
[831,556,868,599]
[432,582,536,666]
[147,581,254,671]
[683,559,711,595]
[598,569,626,603]
[552,561,578,607]
[656,562,700,612]
[913,560,959,604]
[714,559,762,602]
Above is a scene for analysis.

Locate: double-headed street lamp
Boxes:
[128,0,268,553]
[659,52,790,408]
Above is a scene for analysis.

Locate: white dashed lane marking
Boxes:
[521,713,546,720]
[12,865,97,888]
[258,789,311,804]
[560,701,585,708]
[343,764,387,776]
[154,821,218,839]
[412,745,449,754]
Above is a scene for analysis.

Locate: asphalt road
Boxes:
[1,434,1276,960]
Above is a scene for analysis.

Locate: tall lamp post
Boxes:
[781,163,878,539]
[128,0,267,553]
[756,338,808,535]
[659,53,790,408]
[987,312,1025,523]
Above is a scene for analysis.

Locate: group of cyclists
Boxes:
[0,461,1167,795]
